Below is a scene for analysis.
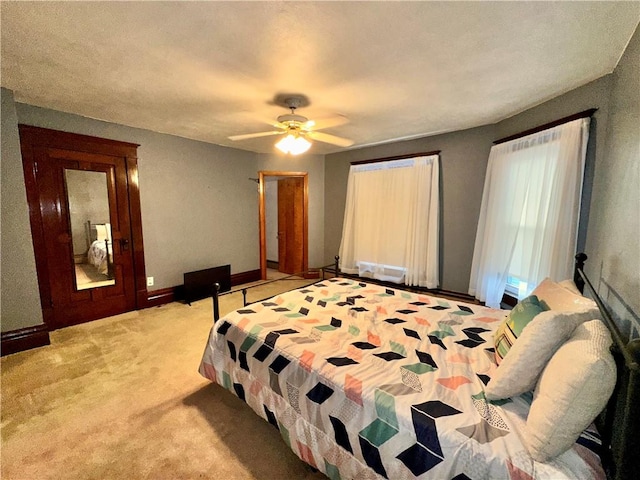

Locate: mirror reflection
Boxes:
[65,169,115,290]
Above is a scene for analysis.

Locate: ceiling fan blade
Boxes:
[228,130,284,141]
[307,131,354,148]
[303,114,349,131]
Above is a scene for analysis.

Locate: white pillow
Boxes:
[523,319,616,462]
[485,308,595,400]
[532,278,599,315]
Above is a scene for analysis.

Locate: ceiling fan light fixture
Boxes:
[276,133,311,155]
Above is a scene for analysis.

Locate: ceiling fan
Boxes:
[229,95,354,154]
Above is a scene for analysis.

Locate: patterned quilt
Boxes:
[199,278,604,479]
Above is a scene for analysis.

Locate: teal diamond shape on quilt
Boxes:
[222,371,232,390]
[359,418,399,447]
[324,461,341,480]
[390,341,407,356]
[278,422,291,448]
[315,325,338,331]
[403,362,437,374]
[374,389,399,429]
[240,335,258,352]
[349,325,360,336]
[430,323,455,339]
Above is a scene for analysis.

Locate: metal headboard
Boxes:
[574,253,639,480]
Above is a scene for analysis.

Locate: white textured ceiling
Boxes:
[1,2,639,155]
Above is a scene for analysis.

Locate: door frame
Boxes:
[258,171,308,280]
[19,125,147,329]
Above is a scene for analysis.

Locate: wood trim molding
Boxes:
[351,150,441,166]
[231,269,261,286]
[1,324,50,356]
[146,287,176,308]
[493,108,597,145]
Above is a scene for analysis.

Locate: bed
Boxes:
[85,220,113,278]
[199,255,639,479]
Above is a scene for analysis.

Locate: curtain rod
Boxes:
[493,108,597,145]
[350,150,441,166]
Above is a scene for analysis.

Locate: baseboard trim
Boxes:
[231,269,261,286]
[146,287,176,308]
[1,324,50,356]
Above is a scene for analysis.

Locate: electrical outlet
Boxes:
[147,276,154,287]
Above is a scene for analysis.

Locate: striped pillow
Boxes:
[494,295,549,364]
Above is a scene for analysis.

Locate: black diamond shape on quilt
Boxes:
[429,305,449,311]
[327,357,358,367]
[264,332,280,347]
[347,295,364,304]
[428,335,447,350]
[307,382,334,404]
[264,405,279,430]
[452,474,472,480]
[227,341,237,361]
[374,351,406,361]
[476,373,491,386]
[358,282,367,287]
[262,301,278,307]
[338,282,351,286]
[457,305,474,313]
[237,309,255,314]
[351,306,368,312]
[329,416,353,454]
[352,341,377,350]
[396,309,417,314]
[239,351,249,371]
[273,307,290,312]
[269,355,291,374]
[384,318,406,325]
[253,344,273,361]
[456,339,484,348]
[233,383,245,402]
[413,400,462,419]
[317,300,327,307]
[410,301,428,306]
[397,443,443,476]
[462,327,490,342]
[305,296,314,303]
[404,328,421,340]
[416,350,438,368]
[217,321,232,335]
[298,307,309,316]
[337,301,350,307]
[330,317,342,328]
[300,289,313,293]
[274,328,298,335]
[359,438,388,477]
[385,289,395,295]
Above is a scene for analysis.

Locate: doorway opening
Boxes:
[258,171,308,280]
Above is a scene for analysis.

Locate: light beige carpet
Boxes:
[1,280,327,479]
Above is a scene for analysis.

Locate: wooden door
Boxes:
[277,177,304,274]
[20,126,145,330]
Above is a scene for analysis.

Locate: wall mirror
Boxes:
[64,169,115,290]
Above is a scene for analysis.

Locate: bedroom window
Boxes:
[338,153,440,288]
[469,116,590,308]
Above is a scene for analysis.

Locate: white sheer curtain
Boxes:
[469,118,590,307]
[339,155,439,288]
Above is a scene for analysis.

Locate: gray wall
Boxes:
[585,26,639,333]
[1,88,44,331]
[325,125,495,293]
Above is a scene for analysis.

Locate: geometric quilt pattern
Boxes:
[200,277,604,480]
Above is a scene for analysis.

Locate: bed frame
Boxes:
[85,220,114,279]
[210,253,639,480]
